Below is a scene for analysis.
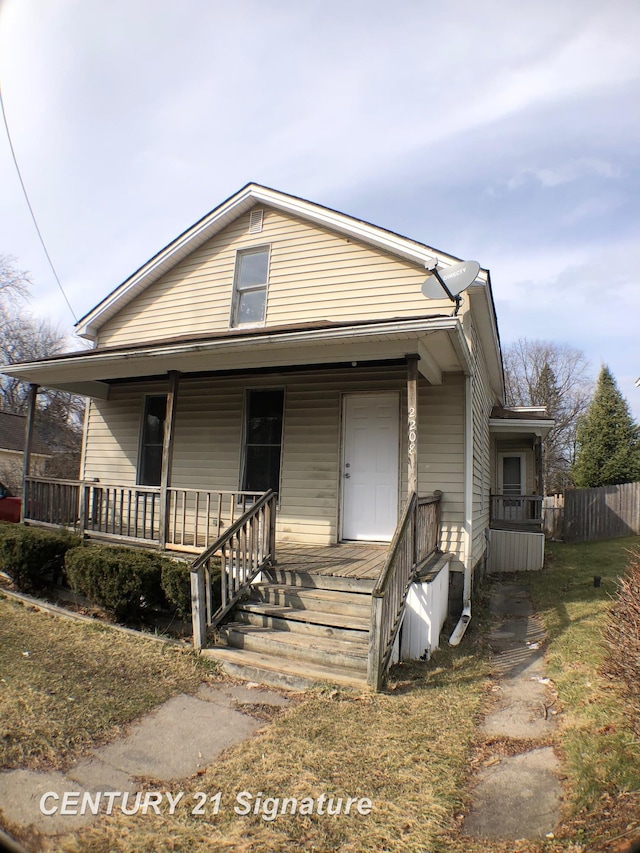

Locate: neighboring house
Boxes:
[0,411,50,494]
[2,184,553,690]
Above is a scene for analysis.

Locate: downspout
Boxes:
[449,371,473,645]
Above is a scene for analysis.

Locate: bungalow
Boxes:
[2,184,552,690]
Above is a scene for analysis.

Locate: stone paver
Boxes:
[463,747,561,839]
[91,693,261,780]
[0,682,290,837]
[463,579,562,840]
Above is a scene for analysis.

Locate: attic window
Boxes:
[249,209,264,234]
[231,246,270,327]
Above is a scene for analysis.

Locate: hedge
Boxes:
[64,545,212,623]
[0,522,81,594]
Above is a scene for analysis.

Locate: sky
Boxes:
[0,0,638,417]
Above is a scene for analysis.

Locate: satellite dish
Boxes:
[421,260,481,302]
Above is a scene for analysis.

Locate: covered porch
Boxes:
[488,406,554,572]
[7,316,464,689]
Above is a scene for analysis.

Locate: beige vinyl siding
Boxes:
[97,207,451,348]
[82,385,167,483]
[81,368,465,554]
[467,316,494,571]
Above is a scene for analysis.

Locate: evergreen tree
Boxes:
[572,366,640,488]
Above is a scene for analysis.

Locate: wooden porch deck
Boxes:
[273,542,388,580]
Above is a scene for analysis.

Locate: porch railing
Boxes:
[24,477,81,529]
[190,490,277,650]
[83,482,162,544]
[23,476,267,549]
[368,490,442,691]
[166,488,262,552]
[490,494,543,528]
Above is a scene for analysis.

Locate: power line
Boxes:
[0,82,78,322]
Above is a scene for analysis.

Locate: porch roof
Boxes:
[1,315,474,400]
[489,405,554,439]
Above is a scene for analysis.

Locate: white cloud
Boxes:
[507,159,623,190]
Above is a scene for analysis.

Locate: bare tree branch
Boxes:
[503,338,594,492]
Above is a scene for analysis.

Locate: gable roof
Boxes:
[75,183,470,341]
[0,411,50,456]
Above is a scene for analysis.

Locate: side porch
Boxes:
[487,406,554,572]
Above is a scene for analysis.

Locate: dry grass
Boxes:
[517,537,640,851]
[0,595,217,771]
[39,649,490,853]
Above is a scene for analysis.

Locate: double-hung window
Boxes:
[241,389,284,496]
[231,247,270,327]
[138,395,167,486]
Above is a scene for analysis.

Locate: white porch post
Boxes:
[406,354,419,497]
[159,370,180,549]
[20,383,39,524]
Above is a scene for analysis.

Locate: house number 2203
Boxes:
[408,406,417,460]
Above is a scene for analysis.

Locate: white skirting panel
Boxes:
[487,529,545,572]
[391,555,451,663]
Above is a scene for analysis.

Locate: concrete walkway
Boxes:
[463,579,562,841]
[0,681,290,837]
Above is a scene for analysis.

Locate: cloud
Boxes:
[507,159,623,190]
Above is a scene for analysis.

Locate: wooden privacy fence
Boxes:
[563,482,640,543]
[543,493,564,540]
[368,490,441,691]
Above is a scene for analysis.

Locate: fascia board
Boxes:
[489,418,555,438]
[4,317,463,385]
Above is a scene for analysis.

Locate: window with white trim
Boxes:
[231,247,269,327]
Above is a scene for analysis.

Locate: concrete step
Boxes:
[234,604,370,641]
[264,568,375,595]
[201,646,368,691]
[219,623,369,671]
[250,584,371,618]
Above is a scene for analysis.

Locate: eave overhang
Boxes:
[2,316,474,399]
[489,417,555,439]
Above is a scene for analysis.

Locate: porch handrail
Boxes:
[190,490,277,650]
[368,489,442,691]
[490,494,543,522]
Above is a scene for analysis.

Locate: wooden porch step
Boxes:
[250,583,371,618]
[234,603,370,640]
[263,568,375,595]
[219,624,369,671]
[210,569,374,690]
[201,646,368,691]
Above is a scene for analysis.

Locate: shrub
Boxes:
[603,549,640,735]
[0,522,81,594]
[160,557,222,620]
[65,545,166,622]
[160,558,192,619]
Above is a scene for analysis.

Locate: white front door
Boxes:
[341,393,399,542]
